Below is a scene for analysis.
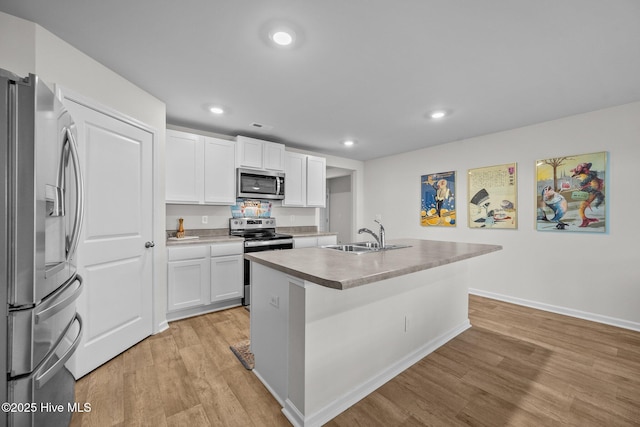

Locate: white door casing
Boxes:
[61,94,155,379]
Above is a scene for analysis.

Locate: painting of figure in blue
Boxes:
[421,171,456,227]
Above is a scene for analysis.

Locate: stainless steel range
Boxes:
[229,218,293,306]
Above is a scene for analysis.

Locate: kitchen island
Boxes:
[245,238,502,427]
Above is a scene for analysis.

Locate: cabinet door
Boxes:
[317,235,337,246]
[236,136,264,169]
[283,151,307,206]
[167,258,210,311]
[306,155,326,207]
[293,237,318,248]
[203,137,236,204]
[211,255,244,302]
[166,130,204,203]
[263,142,285,172]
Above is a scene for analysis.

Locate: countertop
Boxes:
[166,227,336,246]
[245,238,502,290]
[166,234,244,246]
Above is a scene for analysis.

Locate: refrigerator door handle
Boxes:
[34,314,83,389]
[65,127,85,260]
[34,274,83,324]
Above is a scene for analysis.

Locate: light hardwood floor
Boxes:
[70,295,640,426]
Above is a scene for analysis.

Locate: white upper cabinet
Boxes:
[283,151,326,208]
[166,130,204,203]
[306,155,326,207]
[236,135,285,172]
[166,130,235,205]
[203,137,236,204]
[283,152,307,207]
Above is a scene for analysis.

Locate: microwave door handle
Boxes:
[276,176,281,195]
[65,127,85,260]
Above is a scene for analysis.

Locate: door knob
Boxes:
[145,241,155,248]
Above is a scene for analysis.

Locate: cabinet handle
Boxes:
[145,241,155,248]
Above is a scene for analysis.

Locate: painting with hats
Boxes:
[468,163,518,229]
[536,151,607,233]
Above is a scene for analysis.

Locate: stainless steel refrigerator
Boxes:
[1,69,84,427]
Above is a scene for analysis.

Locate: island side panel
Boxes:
[250,262,290,405]
[301,261,471,422]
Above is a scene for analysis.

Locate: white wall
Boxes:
[1,11,168,332]
[0,13,35,75]
[328,175,352,243]
[363,102,640,330]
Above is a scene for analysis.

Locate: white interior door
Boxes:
[63,98,154,379]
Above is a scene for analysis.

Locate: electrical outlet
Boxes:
[269,295,280,308]
[202,216,208,224]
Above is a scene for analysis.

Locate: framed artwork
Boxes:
[468,163,518,229]
[535,151,607,232]
[420,171,456,227]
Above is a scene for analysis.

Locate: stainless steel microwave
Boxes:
[237,168,285,200]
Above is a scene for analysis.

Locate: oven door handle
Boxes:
[244,238,294,248]
[34,313,83,389]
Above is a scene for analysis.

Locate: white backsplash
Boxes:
[166,202,317,232]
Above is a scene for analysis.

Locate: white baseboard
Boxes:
[469,288,640,332]
[281,320,471,427]
[155,320,169,334]
[253,369,285,407]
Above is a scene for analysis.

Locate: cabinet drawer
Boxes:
[168,245,209,261]
[210,242,243,257]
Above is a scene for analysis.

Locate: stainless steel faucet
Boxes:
[358,219,386,248]
[375,219,386,248]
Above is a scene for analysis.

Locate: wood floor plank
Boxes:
[179,344,254,426]
[165,404,210,427]
[122,366,167,427]
[221,365,290,426]
[73,297,640,426]
[82,357,125,426]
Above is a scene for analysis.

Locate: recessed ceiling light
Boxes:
[271,30,294,46]
[209,106,225,115]
[342,139,356,147]
[430,110,447,119]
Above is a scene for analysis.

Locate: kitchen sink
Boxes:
[322,244,374,254]
[322,242,411,254]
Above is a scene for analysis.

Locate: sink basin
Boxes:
[322,244,374,254]
[322,242,411,254]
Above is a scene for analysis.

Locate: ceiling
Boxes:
[2,1,639,161]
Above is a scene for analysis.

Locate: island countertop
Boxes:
[245,238,502,290]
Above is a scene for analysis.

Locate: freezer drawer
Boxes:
[8,275,83,377]
[8,314,82,427]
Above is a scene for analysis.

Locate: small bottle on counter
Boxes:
[176,218,185,238]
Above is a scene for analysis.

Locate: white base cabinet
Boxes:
[293,235,337,248]
[211,254,243,302]
[167,245,210,311]
[167,242,244,320]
